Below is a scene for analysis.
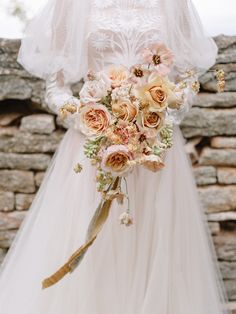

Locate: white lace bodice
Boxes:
[87,0,163,71]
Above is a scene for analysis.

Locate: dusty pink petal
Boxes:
[156,64,170,76]
[141,48,153,63]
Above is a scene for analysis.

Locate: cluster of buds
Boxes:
[119,211,133,226]
[59,103,78,119]
[74,163,83,173]
[215,69,225,93]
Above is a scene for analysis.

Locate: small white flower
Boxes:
[119,212,133,226]
[111,84,132,101]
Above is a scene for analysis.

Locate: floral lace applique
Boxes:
[88,0,162,70]
[93,0,159,9]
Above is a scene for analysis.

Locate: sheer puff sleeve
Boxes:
[17,0,91,126]
[161,0,218,124]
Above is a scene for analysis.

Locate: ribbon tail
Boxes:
[42,177,121,289]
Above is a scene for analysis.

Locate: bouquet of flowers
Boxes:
[42,43,201,289]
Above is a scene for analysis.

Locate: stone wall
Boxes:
[0,36,236,305]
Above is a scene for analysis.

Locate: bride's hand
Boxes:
[45,72,81,129]
[58,97,81,130]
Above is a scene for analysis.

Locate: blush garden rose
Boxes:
[101,145,132,175]
[79,103,111,137]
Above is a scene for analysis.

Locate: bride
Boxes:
[0,0,230,313]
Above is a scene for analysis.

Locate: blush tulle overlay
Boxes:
[0,126,229,314]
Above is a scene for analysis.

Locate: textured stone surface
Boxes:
[193,166,217,186]
[208,212,236,222]
[199,148,236,166]
[211,137,236,149]
[220,261,236,280]
[0,127,63,153]
[214,35,236,64]
[208,222,220,235]
[35,172,45,187]
[218,168,236,185]
[194,92,236,108]
[0,191,14,212]
[15,193,35,211]
[20,114,55,134]
[0,170,35,193]
[0,248,7,264]
[0,112,23,126]
[0,211,26,231]
[214,232,236,261]
[0,211,27,248]
[181,108,236,138]
[229,302,236,314]
[184,137,202,164]
[0,229,17,249]
[199,186,236,213]
[225,280,236,300]
[0,152,51,170]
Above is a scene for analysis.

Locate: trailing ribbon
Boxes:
[42,177,121,289]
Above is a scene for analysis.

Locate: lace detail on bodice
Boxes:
[87,0,163,71]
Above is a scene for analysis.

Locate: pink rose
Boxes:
[101,145,132,175]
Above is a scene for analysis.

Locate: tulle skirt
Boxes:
[0,127,230,314]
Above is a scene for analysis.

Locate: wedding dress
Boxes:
[0,1,230,313]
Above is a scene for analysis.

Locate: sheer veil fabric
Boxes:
[17,0,217,83]
[0,0,230,313]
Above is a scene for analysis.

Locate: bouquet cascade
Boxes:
[42,42,202,289]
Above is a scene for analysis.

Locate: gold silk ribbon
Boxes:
[42,177,121,289]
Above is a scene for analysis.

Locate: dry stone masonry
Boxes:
[0,35,236,306]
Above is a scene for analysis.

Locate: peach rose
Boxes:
[107,65,130,88]
[79,103,111,137]
[112,99,138,122]
[149,86,167,104]
[142,111,164,130]
[102,145,132,175]
[142,155,165,172]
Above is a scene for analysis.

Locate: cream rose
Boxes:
[112,99,138,122]
[135,76,170,112]
[107,66,130,88]
[142,155,165,172]
[80,79,109,104]
[101,145,132,175]
[79,103,111,137]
